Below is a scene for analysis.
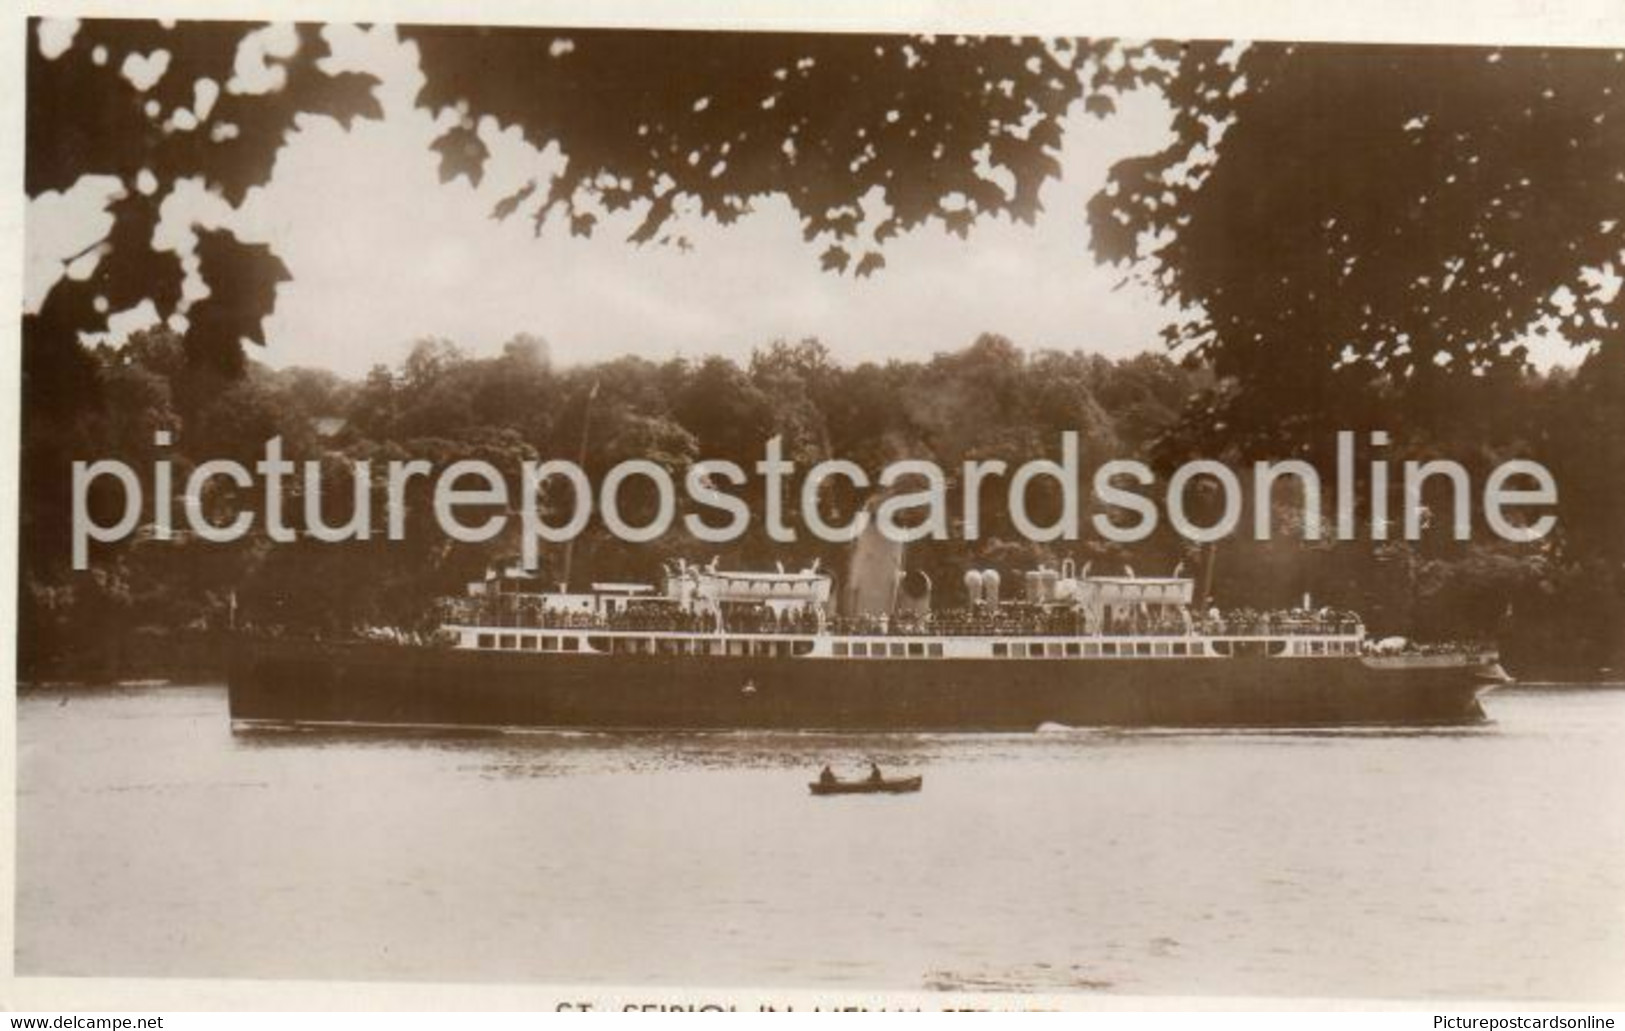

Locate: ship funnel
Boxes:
[841,494,905,616]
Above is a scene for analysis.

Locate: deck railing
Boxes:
[436,598,1364,639]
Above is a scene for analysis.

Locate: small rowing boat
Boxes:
[808,774,923,796]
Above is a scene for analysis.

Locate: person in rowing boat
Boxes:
[868,762,884,783]
[819,765,836,786]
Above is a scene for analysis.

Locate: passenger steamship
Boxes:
[228,557,1510,731]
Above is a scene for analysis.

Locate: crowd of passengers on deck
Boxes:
[439,595,1363,638]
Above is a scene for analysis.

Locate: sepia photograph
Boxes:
[10,3,1625,1010]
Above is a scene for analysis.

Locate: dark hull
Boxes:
[228,639,1505,732]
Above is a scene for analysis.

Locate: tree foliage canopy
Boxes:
[26,21,381,376]
[26,21,1171,376]
[30,22,1625,400]
[1089,42,1625,430]
[400,27,1164,275]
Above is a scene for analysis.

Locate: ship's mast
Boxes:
[1199,540,1219,608]
[557,380,599,591]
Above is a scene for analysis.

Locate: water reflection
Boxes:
[17,683,1625,998]
[229,715,1506,783]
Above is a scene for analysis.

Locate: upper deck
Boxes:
[438,558,1368,660]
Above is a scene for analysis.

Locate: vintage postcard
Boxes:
[7,0,1625,1014]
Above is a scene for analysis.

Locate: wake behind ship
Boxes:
[228,558,1509,732]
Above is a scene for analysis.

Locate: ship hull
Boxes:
[228,639,1505,732]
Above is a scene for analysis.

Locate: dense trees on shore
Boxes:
[21,23,1625,679]
[19,330,1623,680]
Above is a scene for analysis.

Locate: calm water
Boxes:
[16,683,1625,1000]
